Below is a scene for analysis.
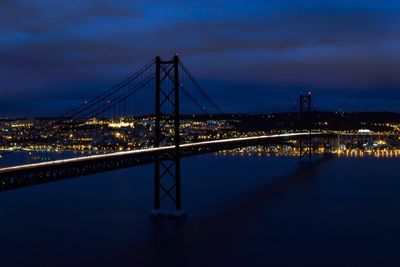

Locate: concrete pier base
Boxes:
[149,210,187,219]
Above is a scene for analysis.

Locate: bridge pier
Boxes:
[150,55,186,219]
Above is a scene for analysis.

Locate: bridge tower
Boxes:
[151,55,185,218]
[299,92,312,161]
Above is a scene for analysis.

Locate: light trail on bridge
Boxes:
[0,132,324,174]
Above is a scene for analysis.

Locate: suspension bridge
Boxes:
[0,55,333,217]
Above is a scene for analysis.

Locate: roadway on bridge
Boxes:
[0,132,328,174]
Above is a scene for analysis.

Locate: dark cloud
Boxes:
[1,0,400,116]
[161,11,400,56]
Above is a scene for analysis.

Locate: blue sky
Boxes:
[1,0,400,116]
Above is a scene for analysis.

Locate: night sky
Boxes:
[1,0,400,117]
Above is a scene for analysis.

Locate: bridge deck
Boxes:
[0,132,331,191]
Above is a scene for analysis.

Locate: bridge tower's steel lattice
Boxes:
[299,92,312,161]
[152,55,184,217]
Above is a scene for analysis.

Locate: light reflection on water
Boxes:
[0,154,399,266]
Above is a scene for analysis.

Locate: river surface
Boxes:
[0,154,399,266]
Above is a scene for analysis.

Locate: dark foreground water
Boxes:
[1,154,400,267]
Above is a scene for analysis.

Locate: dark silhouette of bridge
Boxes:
[0,55,333,218]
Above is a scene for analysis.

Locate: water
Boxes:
[0,154,399,266]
